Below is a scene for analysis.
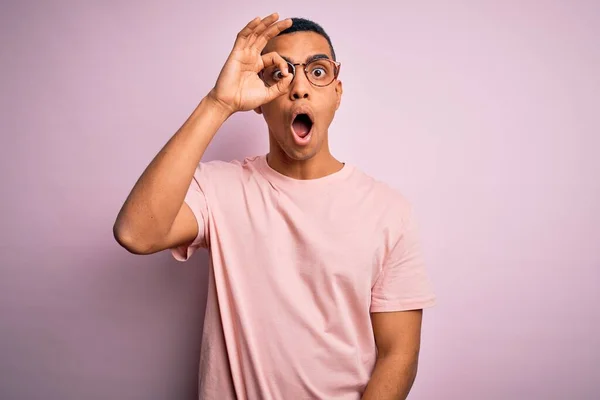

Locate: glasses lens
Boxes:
[261,62,294,87]
[306,59,336,86]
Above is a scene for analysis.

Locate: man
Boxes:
[114,13,436,400]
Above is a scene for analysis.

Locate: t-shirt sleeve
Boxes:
[171,165,210,262]
[370,206,436,312]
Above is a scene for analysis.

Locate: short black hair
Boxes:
[277,17,336,61]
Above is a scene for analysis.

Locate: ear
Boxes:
[254,106,263,115]
[334,80,343,110]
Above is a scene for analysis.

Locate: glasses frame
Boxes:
[260,58,342,88]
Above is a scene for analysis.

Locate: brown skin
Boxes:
[362,310,423,400]
[113,13,422,399]
[113,13,295,254]
[256,31,344,179]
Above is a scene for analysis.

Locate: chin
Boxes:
[282,145,317,162]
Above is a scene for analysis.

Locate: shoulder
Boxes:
[349,169,423,258]
[195,155,262,180]
[350,167,414,220]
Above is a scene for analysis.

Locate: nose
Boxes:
[289,66,310,100]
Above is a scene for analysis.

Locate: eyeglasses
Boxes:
[260,58,341,87]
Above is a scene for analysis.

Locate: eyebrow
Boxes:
[281,53,331,64]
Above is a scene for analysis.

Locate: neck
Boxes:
[267,135,344,180]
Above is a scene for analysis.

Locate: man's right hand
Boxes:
[114,14,294,256]
[208,13,294,115]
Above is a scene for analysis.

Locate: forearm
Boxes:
[361,354,418,400]
[114,93,230,249]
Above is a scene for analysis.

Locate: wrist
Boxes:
[205,89,235,120]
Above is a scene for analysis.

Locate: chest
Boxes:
[211,188,387,290]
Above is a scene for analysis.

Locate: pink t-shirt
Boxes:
[171,154,436,399]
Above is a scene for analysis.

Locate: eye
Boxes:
[311,67,327,79]
[271,69,284,81]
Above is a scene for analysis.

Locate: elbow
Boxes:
[113,221,156,255]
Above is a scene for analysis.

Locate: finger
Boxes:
[252,19,293,50]
[246,13,280,48]
[252,13,280,38]
[261,52,290,76]
[233,16,262,47]
[265,72,293,102]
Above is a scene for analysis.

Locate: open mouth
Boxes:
[292,113,313,139]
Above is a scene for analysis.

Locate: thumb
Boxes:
[265,73,292,102]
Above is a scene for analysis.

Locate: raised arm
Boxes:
[113,13,293,255]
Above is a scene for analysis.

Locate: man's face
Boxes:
[258,31,343,161]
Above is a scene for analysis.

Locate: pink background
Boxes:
[1,1,599,399]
